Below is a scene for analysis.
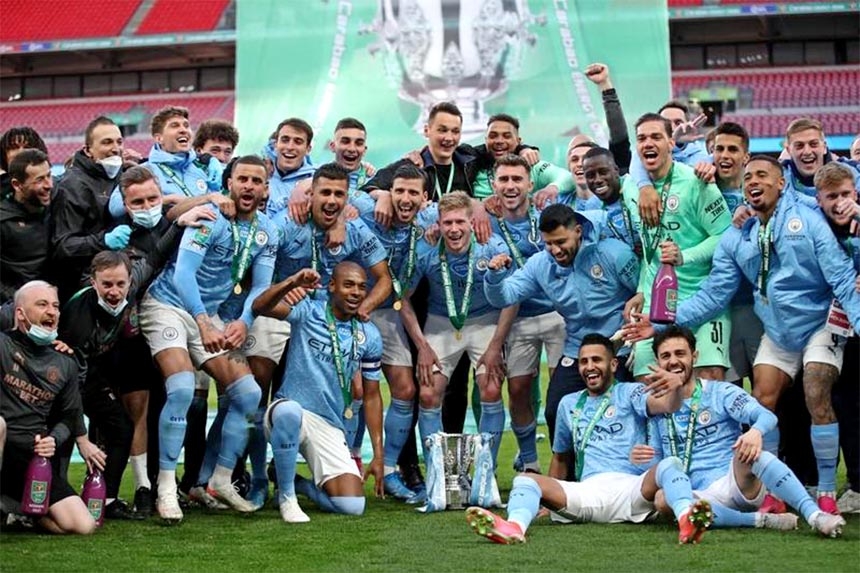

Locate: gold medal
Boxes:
[233,284,243,295]
[393,300,402,311]
[343,407,353,420]
[455,330,462,341]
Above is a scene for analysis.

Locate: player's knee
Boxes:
[271,400,303,431]
[418,390,440,409]
[164,372,195,410]
[655,456,684,485]
[331,495,365,516]
[752,386,780,411]
[228,376,262,415]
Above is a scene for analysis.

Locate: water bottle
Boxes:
[21,454,52,515]
[81,470,107,527]
[650,262,678,324]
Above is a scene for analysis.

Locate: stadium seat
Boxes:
[136,0,230,35]
[0,0,141,42]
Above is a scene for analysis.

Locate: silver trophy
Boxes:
[441,433,479,509]
[362,0,546,138]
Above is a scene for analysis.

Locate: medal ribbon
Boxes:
[756,217,774,295]
[308,220,324,299]
[389,223,420,303]
[230,216,259,287]
[496,207,539,268]
[642,165,674,266]
[666,379,703,473]
[325,302,359,415]
[604,200,636,247]
[571,381,616,481]
[157,164,194,197]
[438,236,476,331]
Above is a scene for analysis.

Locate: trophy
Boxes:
[362,0,546,138]
[441,433,479,509]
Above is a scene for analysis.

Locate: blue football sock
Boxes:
[217,375,261,469]
[247,406,268,483]
[763,427,780,457]
[384,398,414,468]
[506,476,541,533]
[479,400,505,465]
[418,406,442,459]
[270,400,302,500]
[655,456,694,518]
[295,475,337,512]
[352,399,366,452]
[197,395,228,485]
[710,501,757,528]
[330,496,365,515]
[810,423,839,492]
[752,451,818,522]
[158,371,195,470]
[511,420,538,464]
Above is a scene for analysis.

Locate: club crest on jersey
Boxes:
[162,327,179,341]
[355,330,366,345]
[787,218,803,233]
[243,335,257,351]
[255,231,268,246]
[666,195,680,212]
[590,264,604,280]
[561,356,575,367]
[698,410,712,425]
[328,245,343,256]
[476,258,489,271]
[46,366,60,385]
[604,405,616,419]
[196,179,207,192]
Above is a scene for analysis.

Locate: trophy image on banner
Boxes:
[363,0,545,138]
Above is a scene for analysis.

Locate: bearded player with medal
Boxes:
[398,191,515,468]
[138,156,278,523]
[253,262,384,524]
[644,326,846,538]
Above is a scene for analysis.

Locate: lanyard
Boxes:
[604,200,636,247]
[666,380,703,473]
[438,236,476,331]
[642,165,674,265]
[756,217,774,295]
[433,164,455,200]
[571,382,616,481]
[308,221,324,299]
[230,217,259,294]
[389,223,421,307]
[495,207,539,268]
[325,302,359,418]
[157,164,193,197]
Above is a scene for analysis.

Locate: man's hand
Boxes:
[629,444,656,465]
[51,339,74,355]
[355,301,373,322]
[732,428,763,464]
[197,316,226,353]
[519,148,540,166]
[487,253,512,271]
[374,190,393,229]
[223,320,248,350]
[342,204,359,222]
[105,225,132,250]
[364,454,385,498]
[417,344,442,387]
[362,161,377,177]
[76,436,107,473]
[693,161,716,184]
[33,434,56,458]
[622,292,644,322]
[659,240,683,266]
[621,312,655,344]
[482,195,502,217]
[289,269,322,291]
[471,201,492,244]
[403,150,424,167]
[209,193,236,219]
[638,185,661,227]
[288,179,313,223]
[584,62,612,90]
[177,205,218,228]
[533,186,559,209]
[672,113,707,145]
[161,194,183,207]
[476,343,506,391]
[643,363,684,398]
[424,223,440,246]
[855,275,860,294]
[732,205,754,229]
[284,286,309,306]
[122,148,143,165]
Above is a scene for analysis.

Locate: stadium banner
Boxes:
[236,0,670,166]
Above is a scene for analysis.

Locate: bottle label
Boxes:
[666,289,678,313]
[87,499,104,520]
[29,480,48,505]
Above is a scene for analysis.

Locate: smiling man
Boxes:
[266,117,316,216]
[581,147,640,252]
[781,118,860,200]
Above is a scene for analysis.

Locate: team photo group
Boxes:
[1,60,859,545]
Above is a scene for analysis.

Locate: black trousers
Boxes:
[82,383,133,499]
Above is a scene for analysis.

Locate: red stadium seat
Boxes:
[136,0,230,35]
[0,0,141,42]
[721,111,860,138]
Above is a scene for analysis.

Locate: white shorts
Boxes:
[754,327,845,378]
[423,312,500,379]
[264,399,360,489]
[695,464,765,511]
[726,304,763,382]
[243,316,291,362]
[505,312,565,378]
[138,293,227,368]
[370,308,412,367]
[555,472,656,524]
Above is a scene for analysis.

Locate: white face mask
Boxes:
[98,155,123,179]
[130,204,163,229]
[21,315,58,345]
[97,295,128,318]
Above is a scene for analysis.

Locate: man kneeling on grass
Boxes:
[466,333,713,545]
[254,263,385,523]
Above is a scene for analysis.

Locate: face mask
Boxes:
[22,315,58,346]
[97,295,128,317]
[98,155,123,179]
[130,204,163,229]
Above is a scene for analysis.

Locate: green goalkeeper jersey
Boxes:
[471,160,575,199]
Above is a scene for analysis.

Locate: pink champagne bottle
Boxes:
[650,262,678,324]
[21,454,52,516]
[81,470,107,527]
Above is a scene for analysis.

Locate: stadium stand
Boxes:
[0,0,141,42]
[136,0,231,35]
[721,110,860,138]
